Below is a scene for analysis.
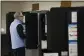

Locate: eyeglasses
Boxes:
[19,16,23,17]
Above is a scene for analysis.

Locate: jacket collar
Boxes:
[14,19,23,24]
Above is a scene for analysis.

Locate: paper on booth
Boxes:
[44,53,59,56]
[41,40,47,49]
[71,12,77,23]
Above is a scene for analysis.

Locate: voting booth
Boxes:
[45,7,84,56]
[25,11,48,49]
[77,7,84,56]
[47,7,68,56]
[25,12,38,49]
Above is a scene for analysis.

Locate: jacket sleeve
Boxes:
[16,24,25,39]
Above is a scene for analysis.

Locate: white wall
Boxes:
[1,0,62,1]
[20,2,61,11]
[39,2,61,10]
[1,0,84,1]
[71,1,84,7]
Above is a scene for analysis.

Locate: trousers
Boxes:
[12,47,25,56]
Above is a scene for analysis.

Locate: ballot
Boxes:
[71,12,77,23]
[69,42,78,56]
[68,24,77,40]
[23,16,25,23]
[41,40,47,49]
[61,51,68,56]
[43,53,59,56]
[45,25,47,33]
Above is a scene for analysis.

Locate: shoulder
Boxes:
[10,22,14,28]
[17,24,23,29]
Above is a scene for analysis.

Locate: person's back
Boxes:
[10,19,24,49]
[10,12,25,56]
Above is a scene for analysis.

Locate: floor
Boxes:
[26,49,39,56]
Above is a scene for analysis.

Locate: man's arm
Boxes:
[16,24,25,39]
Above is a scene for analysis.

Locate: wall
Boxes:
[1,0,64,1]
[1,0,84,1]
[20,2,61,11]
[71,1,84,7]
[39,2,61,10]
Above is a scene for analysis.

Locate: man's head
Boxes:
[14,12,24,21]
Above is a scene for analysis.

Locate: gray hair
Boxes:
[14,12,23,18]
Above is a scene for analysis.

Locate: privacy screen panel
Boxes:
[47,8,68,53]
[39,14,46,40]
[25,13,38,49]
[77,7,84,56]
